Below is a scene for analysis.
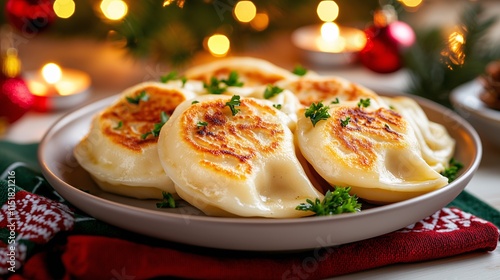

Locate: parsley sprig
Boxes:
[296,187,361,216]
[305,102,331,127]
[440,158,464,182]
[204,71,243,94]
[126,91,149,105]
[156,192,176,208]
[264,84,284,99]
[141,111,169,139]
[340,116,351,127]
[160,71,187,86]
[357,98,371,108]
[225,95,241,116]
[292,64,308,76]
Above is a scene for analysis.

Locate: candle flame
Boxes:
[42,63,62,84]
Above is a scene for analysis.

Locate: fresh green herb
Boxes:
[273,104,282,110]
[141,111,169,139]
[384,124,390,129]
[264,84,284,99]
[181,77,187,87]
[197,121,208,128]
[221,71,244,87]
[305,102,330,127]
[389,105,396,110]
[191,100,199,104]
[340,116,351,127]
[126,91,149,105]
[440,158,464,182]
[204,77,226,94]
[296,187,361,216]
[160,71,179,83]
[225,95,241,116]
[156,192,176,208]
[292,64,308,76]
[114,121,123,130]
[331,98,340,104]
[357,98,371,108]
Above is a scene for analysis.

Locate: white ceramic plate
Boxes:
[38,93,482,251]
[450,79,500,147]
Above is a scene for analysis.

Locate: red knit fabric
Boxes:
[10,208,499,280]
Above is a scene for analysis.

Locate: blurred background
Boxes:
[0,0,499,137]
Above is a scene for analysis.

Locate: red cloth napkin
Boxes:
[8,207,499,280]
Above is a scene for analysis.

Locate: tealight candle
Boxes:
[25,63,91,112]
[292,22,367,66]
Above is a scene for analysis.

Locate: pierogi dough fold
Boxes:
[157,95,323,218]
[296,101,449,204]
[184,56,296,87]
[74,82,196,199]
[381,96,455,172]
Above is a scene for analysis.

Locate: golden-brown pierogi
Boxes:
[74,82,195,199]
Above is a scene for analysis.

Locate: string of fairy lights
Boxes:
[46,0,465,64]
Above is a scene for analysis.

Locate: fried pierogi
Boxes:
[381,96,455,172]
[157,95,323,218]
[184,56,296,87]
[278,76,387,108]
[74,82,195,199]
[296,100,449,204]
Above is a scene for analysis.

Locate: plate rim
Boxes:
[37,91,483,250]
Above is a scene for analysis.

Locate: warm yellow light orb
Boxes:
[100,0,128,21]
[42,63,62,84]
[207,34,230,57]
[399,0,423,8]
[317,0,339,22]
[234,1,257,23]
[250,12,269,31]
[53,0,75,19]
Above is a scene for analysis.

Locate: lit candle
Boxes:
[292,23,367,66]
[25,63,91,112]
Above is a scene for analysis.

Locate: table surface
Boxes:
[3,1,500,274]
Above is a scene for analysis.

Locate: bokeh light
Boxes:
[42,63,62,84]
[234,1,257,23]
[250,12,269,31]
[207,34,230,57]
[53,0,76,19]
[317,0,339,22]
[100,0,128,21]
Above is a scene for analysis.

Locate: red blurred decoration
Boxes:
[0,76,34,124]
[5,0,56,35]
[359,5,415,74]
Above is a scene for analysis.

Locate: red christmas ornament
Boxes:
[0,76,34,126]
[5,0,56,35]
[359,5,415,74]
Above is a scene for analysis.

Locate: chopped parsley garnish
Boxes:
[156,192,176,208]
[204,77,226,94]
[296,187,361,216]
[340,116,351,127]
[160,71,179,83]
[264,84,284,99]
[292,64,308,76]
[384,123,390,129]
[197,121,208,128]
[221,71,244,87]
[440,158,464,182]
[389,105,396,110]
[357,98,371,108]
[331,98,340,104]
[225,95,241,116]
[114,121,123,130]
[141,111,169,139]
[273,104,282,110]
[191,100,199,104]
[126,91,149,105]
[305,102,330,127]
[203,71,244,94]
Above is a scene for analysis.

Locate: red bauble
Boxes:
[359,6,415,74]
[5,0,56,35]
[0,76,34,124]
